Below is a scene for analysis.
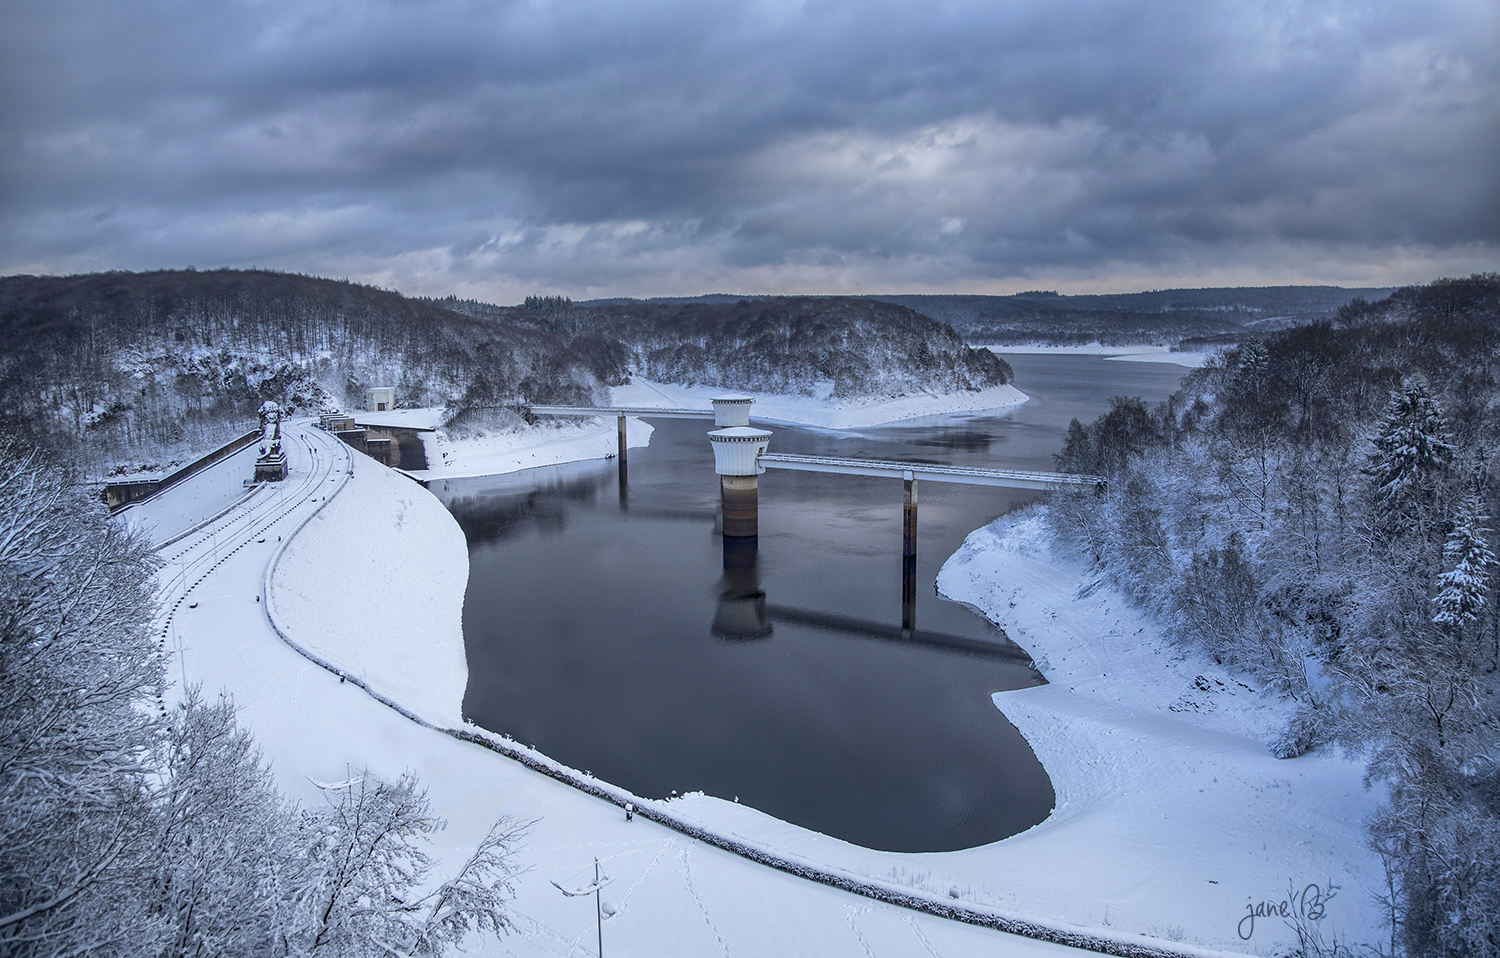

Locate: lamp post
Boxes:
[551,858,614,957]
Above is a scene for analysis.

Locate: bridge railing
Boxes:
[756,453,1106,492]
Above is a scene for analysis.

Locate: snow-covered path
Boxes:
[151,420,1089,958]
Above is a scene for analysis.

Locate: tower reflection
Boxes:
[712,536,772,640]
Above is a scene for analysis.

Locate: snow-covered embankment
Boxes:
[936,508,1386,953]
[268,458,469,727]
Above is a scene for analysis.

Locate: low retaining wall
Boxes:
[104,428,260,510]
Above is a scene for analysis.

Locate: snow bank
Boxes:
[405,417,654,481]
[979,344,1212,368]
[611,377,1029,428]
[268,449,469,726]
[347,407,447,430]
[934,508,1385,953]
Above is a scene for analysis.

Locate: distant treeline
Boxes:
[581,287,1397,349]
[1048,274,1500,957]
[0,270,1007,473]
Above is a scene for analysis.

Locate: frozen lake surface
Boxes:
[432,354,1191,852]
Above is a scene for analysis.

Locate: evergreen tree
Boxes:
[1432,496,1496,630]
[1236,336,1269,385]
[1366,377,1455,531]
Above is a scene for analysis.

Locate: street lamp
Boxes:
[551,858,615,957]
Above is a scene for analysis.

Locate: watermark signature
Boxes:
[1238,882,1337,940]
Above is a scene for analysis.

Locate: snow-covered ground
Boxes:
[269,456,469,726]
[348,407,448,430]
[934,509,1385,952]
[610,377,1030,427]
[137,402,1383,957]
[978,345,1212,368]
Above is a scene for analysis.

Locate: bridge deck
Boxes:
[526,405,717,419]
[757,453,1105,490]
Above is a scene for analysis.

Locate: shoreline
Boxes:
[156,394,1378,955]
[934,508,1382,951]
[610,377,1030,428]
[979,344,1213,368]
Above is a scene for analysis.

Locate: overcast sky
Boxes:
[2,0,1496,301]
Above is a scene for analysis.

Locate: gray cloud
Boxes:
[2,0,1496,297]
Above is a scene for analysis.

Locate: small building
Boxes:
[367,387,397,412]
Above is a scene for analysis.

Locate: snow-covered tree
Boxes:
[1432,496,1496,630]
[302,772,525,957]
[1236,336,1269,386]
[1366,377,1455,533]
[0,446,166,957]
[0,446,527,957]
[153,688,311,958]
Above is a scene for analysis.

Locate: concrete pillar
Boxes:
[902,474,918,559]
[708,426,772,539]
[720,475,759,538]
[616,414,628,467]
[902,474,918,633]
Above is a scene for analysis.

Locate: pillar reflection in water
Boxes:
[712,536,771,640]
[615,415,630,510]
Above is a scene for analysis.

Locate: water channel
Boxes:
[431,353,1193,853]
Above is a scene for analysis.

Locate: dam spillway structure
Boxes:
[708,423,772,539]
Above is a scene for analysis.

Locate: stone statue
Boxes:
[255,400,288,481]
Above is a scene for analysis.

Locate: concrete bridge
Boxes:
[527,397,1105,632]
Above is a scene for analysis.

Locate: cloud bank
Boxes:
[2,0,1496,299]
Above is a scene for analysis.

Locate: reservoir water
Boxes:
[432,353,1193,853]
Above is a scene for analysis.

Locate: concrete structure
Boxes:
[526,396,760,472]
[352,421,430,471]
[367,387,396,412]
[710,395,753,427]
[708,426,772,538]
[317,412,432,470]
[102,429,260,510]
[755,453,1105,632]
[756,454,1107,491]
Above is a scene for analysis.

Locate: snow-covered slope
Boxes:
[117,441,261,546]
[268,448,469,726]
[936,508,1386,952]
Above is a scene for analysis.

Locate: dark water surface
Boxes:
[433,353,1191,852]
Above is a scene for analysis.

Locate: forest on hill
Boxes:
[584,287,1396,350]
[0,270,1006,475]
[457,295,1012,398]
[1049,274,1500,957]
[873,286,1397,348]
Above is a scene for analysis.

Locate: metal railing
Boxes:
[756,453,1105,491]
